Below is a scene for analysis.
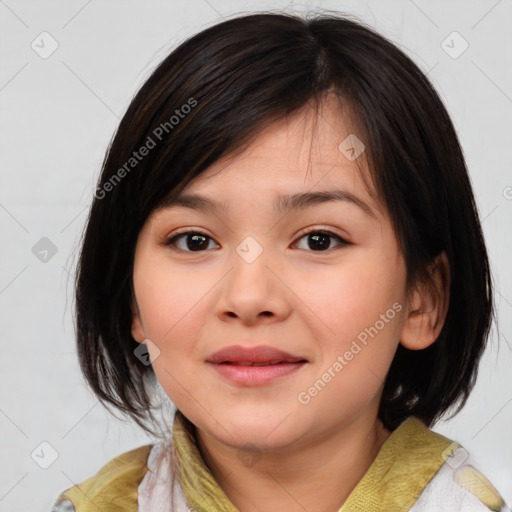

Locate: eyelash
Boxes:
[162,228,350,253]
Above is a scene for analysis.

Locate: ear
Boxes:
[399,251,450,350]
[131,294,146,343]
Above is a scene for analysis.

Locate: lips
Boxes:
[206,345,307,365]
[206,345,308,385]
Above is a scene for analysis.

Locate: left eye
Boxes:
[294,230,349,251]
[164,230,349,253]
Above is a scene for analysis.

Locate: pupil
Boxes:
[187,234,207,251]
[309,233,329,250]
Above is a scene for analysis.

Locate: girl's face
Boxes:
[132,98,410,452]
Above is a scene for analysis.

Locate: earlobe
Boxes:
[399,251,450,351]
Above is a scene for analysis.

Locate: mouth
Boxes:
[217,360,305,366]
[206,345,308,386]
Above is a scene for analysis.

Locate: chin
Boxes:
[206,410,306,452]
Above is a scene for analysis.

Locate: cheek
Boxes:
[297,252,402,346]
[133,254,211,344]
[134,257,211,405]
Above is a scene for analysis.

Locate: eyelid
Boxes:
[293,225,349,242]
[161,227,215,247]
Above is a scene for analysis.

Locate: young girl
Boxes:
[51,10,510,512]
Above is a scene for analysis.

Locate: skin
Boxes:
[131,95,450,512]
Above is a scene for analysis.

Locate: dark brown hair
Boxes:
[74,10,495,439]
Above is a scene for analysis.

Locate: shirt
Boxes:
[51,413,511,512]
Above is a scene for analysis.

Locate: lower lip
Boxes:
[208,362,306,386]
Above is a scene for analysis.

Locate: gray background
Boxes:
[1,1,511,510]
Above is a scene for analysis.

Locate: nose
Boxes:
[214,238,292,326]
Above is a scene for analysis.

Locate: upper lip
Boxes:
[206,345,307,364]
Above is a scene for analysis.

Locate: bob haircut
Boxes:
[75,11,495,436]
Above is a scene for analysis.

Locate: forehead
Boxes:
[158,96,383,220]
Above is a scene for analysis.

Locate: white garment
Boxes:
[410,447,511,512]
[138,441,189,512]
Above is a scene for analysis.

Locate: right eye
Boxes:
[163,230,220,252]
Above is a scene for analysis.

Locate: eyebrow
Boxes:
[159,188,378,219]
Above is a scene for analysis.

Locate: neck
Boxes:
[195,414,391,512]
